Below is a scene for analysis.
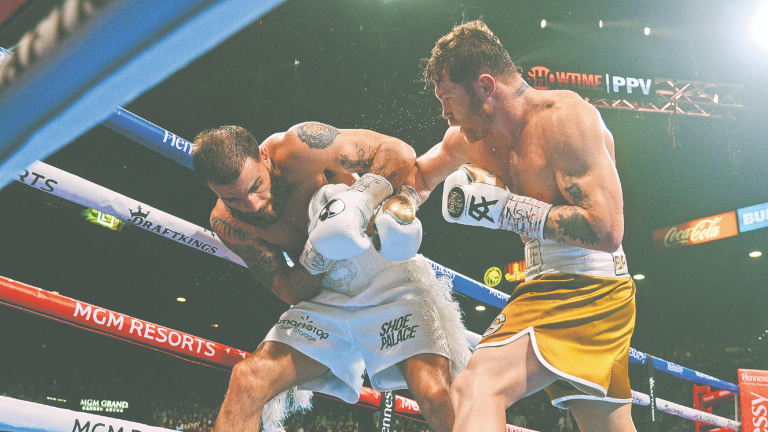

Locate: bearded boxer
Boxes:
[408,21,637,432]
[192,124,470,432]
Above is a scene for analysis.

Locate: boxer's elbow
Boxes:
[271,272,323,305]
[597,218,623,253]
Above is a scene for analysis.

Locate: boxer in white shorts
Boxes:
[192,124,470,432]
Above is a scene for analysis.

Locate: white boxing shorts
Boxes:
[262,247,471,404]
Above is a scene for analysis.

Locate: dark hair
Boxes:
[424,20,517,89]
[192,125,261,185]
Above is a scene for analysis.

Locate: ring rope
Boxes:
[0,395,169,432]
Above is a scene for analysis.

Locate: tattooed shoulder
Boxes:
[297,122,341,149]
[211,217,248,243]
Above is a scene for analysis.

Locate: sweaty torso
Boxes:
[210,134,356,258]
[460,90,614,243]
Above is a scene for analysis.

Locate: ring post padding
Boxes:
[0,0,287,190]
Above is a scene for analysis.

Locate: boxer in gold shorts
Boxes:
[406,20,638,432]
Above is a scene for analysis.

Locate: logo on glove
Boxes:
[446,187,466,219]
[468,196,498,223]
[319,199,345,221]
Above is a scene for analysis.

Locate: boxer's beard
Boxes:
[461,90,493,142]
[227,170,289,229]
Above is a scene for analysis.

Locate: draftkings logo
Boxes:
[126,205,219,255]
[380,314,419,350]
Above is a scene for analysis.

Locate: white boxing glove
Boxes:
[371,185,422,261]
[300,183,346,275]
[308,173,393,260]
[442,164,552,239]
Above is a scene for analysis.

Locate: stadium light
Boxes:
[599,20,603,28]
[749,251,762,258]
[476,305,486,311]
[176,297,186,302]
[541,19,547,28]
[644,27,651,36]
[633,274,645,280]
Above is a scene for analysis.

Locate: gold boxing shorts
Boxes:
[477,274,636,407]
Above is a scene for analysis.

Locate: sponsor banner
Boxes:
[739,369,768,432]
[649,356,739,392]
[16,161,245,267]
[0,395,169,432]
[0,275,248,370]
[78,398,130,415]
[631,391,741,429]
[738,202,768,233]
[505,260,526,282]
[652,211,739,250]
[378,391,395,432]
[521,65,654,101]
[700,389,735,409]
[427,260,509,309]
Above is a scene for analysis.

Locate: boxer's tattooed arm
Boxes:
[340,146,375,173]
[544,207,600,246]
[211,218,288,289]
[297,122,341,149]
[564,183,594,209]
[229,240,288,289]
[211,217,247,242]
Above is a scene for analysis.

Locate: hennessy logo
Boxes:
[130,205,150,219]
[468,195,498,223]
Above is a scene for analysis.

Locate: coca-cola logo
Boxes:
[664,217,723,247]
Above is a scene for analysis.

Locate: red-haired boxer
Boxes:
[408,20,637,432]
[192,124,471,432]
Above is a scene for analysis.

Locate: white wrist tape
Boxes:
[393,184,420,209]
[499,195,553,239]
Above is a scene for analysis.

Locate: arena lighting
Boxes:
[753,2,768,50]
[476,305,486,311]
[644,27,651,36]
[749,251,763,258]
[176,297,186,302]
[599,20,603,28]
[633,274,645,280]
[541,19,546,28]
[212,324,219,328]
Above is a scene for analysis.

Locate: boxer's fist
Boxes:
[309,174,393,260]
[371,185,422,261]
[442,165,509,229]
